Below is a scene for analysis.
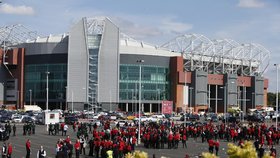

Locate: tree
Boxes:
[125,151,148,158]
[201,152,218,158]
[201,141,272,158]
[267,92,276,106]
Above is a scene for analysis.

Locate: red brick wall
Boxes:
[237,76,251,87]
[208,74,224,85]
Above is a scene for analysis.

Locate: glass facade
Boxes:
[25,64,67,106]
[87,34,101,104]
[119,64,169,101]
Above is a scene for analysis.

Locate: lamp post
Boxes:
[251,92,255,109]
[184,71,187,126]
[157,89,160,114]
[71,90,74,113]
[110,90,112,112]
[46,71,50,111]
[29,89,32,105]
[189,87,194,114]
[45,71,50,131]
[137,59,144,144]
[274,64,279,130]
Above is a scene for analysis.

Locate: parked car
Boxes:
[180,113,200,121]
[12,115,23,123]
[247,114,264,122]
[0,116,10,123]
[64,116,78,125]
[21,116,34,123]
[210,115,219,122]
[134,116,150,122]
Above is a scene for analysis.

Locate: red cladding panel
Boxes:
[264,79,268,89]
[208,74,224,85]
[237,76,251,87]
[178,71,192,84]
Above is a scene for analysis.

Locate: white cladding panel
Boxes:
[67,19,88,103]
[98,19,119,103]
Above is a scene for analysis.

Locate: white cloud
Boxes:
[110,16,162,40]
[0,3,34,15]
[160,17,193,34]
[238,0,265,8]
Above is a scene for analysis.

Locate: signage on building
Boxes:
[162,101,173,114]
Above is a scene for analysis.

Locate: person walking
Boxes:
[182,134,187,148]
[63,124,68,136]
[214,139,220,156]
[6,143,12,158]
[74,139,80,158]
[2,142,7,158]
[12,125,16,136]
[37,146,46,158]
[208,138,214,154]
[26,139,31,158]
[67,141,73,158]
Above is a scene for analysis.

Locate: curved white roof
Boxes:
[120,33,180,57]
[27,33,68,43]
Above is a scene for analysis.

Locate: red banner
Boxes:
[162,101,173,114]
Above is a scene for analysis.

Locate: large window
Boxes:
[25,64,67,103]
[119,64,169,101]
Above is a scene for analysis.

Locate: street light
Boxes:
[45,71,50,131]
[251,92,255,109]
[110,90,112,112]
[46,71,50,111]
[189,87,194,114]
[274,64,279,129]
[184,71,187,126]
[157,89,160,114]
[29,89,32,105]
[137,59,144,144]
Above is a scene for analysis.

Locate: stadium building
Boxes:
[0,17,270,113]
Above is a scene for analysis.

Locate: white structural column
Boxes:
[150,103,152,113]
[126,103,128,112]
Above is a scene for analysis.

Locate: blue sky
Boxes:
[0,0,279,92]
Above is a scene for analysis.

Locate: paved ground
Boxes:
[5,124,280,158]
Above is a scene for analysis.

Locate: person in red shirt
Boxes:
[119,140,125,158]
[73,122,76,132]
[174,132,180,149]
[74,139,80,158]
[168,133,173,149]
[182,134,187,148]
[26,139,31,158]
[94,138,100,158]
[208,138,214,154]
[7,143,12,158]
[131,136,137,151]
[65,135,71,144]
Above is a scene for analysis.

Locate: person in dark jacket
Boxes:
[67,141,73,158]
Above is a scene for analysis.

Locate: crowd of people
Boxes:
[1,116,280,158]
[51,118,280,158]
